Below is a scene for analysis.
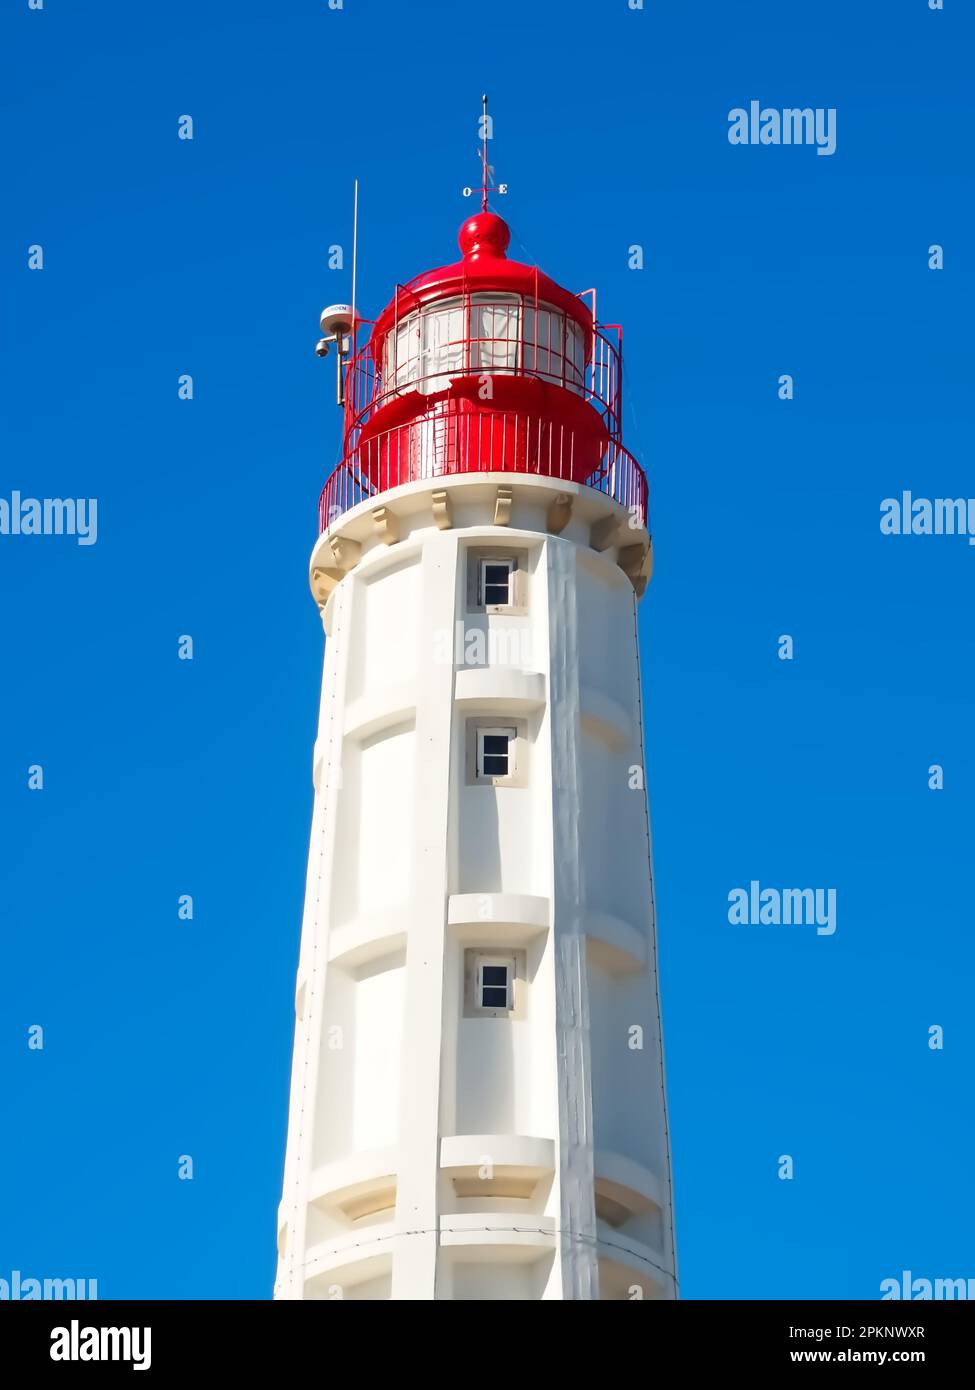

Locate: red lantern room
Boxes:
[318,203,647,535]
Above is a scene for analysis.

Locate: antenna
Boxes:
[462,94,507,207]
[351,178,359,355]
[480,93,489,212]
[315,178,360,408]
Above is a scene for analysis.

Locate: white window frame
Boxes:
[470,292,522,374]
[463,949,524,1018]
[383,296,585,397]
[478,555,515,609]
[475,954,515,1013]
[466,717,528,788]
[466,546,528,615]
[475,725,516,781]
[419,295,467,393]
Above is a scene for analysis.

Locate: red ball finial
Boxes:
[458,212,510,260]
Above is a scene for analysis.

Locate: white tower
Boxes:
[275,207,677,1301]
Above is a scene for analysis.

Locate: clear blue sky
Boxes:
[2,0,971,1299]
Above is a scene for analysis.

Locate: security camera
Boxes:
[315,338,331,358]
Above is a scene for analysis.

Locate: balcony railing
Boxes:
[344,297,624,442]
[318,410,648,535]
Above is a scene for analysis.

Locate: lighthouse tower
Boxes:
[274,184,677,1301]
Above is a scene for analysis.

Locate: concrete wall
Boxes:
[275,474,676,1301]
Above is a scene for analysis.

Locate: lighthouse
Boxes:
[274,175,677,1300]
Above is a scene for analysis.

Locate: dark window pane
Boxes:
[482,563,511,605]
[480,732,510,777]
[481,986,508,1008]
[482,965,508,986]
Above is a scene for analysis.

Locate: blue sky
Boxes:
[2,0,972,1299]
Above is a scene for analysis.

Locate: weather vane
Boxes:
[462,94,508,210]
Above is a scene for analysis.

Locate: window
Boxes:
[382,296,586,399]
[383,298,466,395]
[385,317,421,392]
[479,557,513,608]
[478,959,511,1010]
[465,951,521,1017]
[471,294,521,373]
[466,717,528,788]
[476,727,515,780]
[467,547,527,614]
[565,318,586,391]
[419,297,466,391]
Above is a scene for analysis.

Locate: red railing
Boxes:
[344,296,624,443]
[318,411,648,534]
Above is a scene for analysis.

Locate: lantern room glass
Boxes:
[382,294,586,398]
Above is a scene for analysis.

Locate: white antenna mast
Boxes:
[315,178,360,408]
[351,178,359,357]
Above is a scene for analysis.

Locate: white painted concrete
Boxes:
[275,473,676,1300]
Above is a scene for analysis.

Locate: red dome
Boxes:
[370,214,592,346]
[457,211,511,260]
